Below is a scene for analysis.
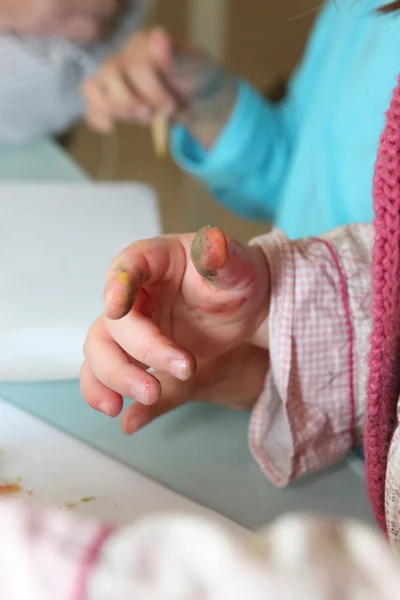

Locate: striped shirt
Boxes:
[0,0,147,144]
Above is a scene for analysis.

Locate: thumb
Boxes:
[190,226,265,291]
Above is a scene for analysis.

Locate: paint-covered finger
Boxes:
[190,225,266,291]
[106,309,197,381]
[104,236,185,320]
[80,360,123,417]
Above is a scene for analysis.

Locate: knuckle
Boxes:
[141,345,152,367]
[104,371,119,393]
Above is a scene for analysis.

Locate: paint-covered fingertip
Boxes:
[190,225,228,281]
[104,268,142,320]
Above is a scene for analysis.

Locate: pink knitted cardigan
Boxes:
[365,77,400,533]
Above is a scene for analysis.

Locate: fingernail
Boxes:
[168,358,189,381]
[99,402,114,416]
[130,382,151,405]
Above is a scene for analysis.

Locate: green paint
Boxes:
[80,496,96,504]
[191,230,206,264]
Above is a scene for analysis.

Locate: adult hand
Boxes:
[0,0,125,42]
[81,226,270,433]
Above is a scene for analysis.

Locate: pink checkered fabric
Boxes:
[249,225,372,486]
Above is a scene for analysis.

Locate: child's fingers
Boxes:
[129,28,173,73]
[121,373,191,434]
[80,360,123,417]
[83,317,162,404]
[96,65,153,122]
[104,236,186,320]
[119,29,176,114]
[95,66,133,112]
[83,79,116,131]
[105,311,196,382]
[84,72,153,126]
[124,64,176,116]
[86,109,114,133]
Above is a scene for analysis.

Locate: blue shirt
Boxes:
[170,0,400,238]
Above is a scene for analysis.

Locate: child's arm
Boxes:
[0,0,146,144]
[83,28,289,221]
[83,7,333,222]
[249,224,372,484]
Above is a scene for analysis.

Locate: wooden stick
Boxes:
[146,1,169,158]
[151,110,168,159]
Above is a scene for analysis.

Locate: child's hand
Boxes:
[81,226,270,433]
[82,28,238,148]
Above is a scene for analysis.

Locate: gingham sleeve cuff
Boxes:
[248,225,372,486]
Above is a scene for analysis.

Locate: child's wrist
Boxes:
[248,246,271,351]
[183,69,238,150]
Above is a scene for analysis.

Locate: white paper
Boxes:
[0,183,162,381]
[0,398,247,535]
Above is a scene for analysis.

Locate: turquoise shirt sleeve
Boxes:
[170,5,333,222]
[171,82,293,221]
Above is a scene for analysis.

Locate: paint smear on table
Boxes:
[66,496,96,509]
[0,483,22,496]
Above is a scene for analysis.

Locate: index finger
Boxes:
[104,235,187,320]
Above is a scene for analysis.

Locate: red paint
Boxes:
[191,226,228,278]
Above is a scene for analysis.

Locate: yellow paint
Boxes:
[119,271,129,286]
[66,503,78,509]
[81,496,96,503]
